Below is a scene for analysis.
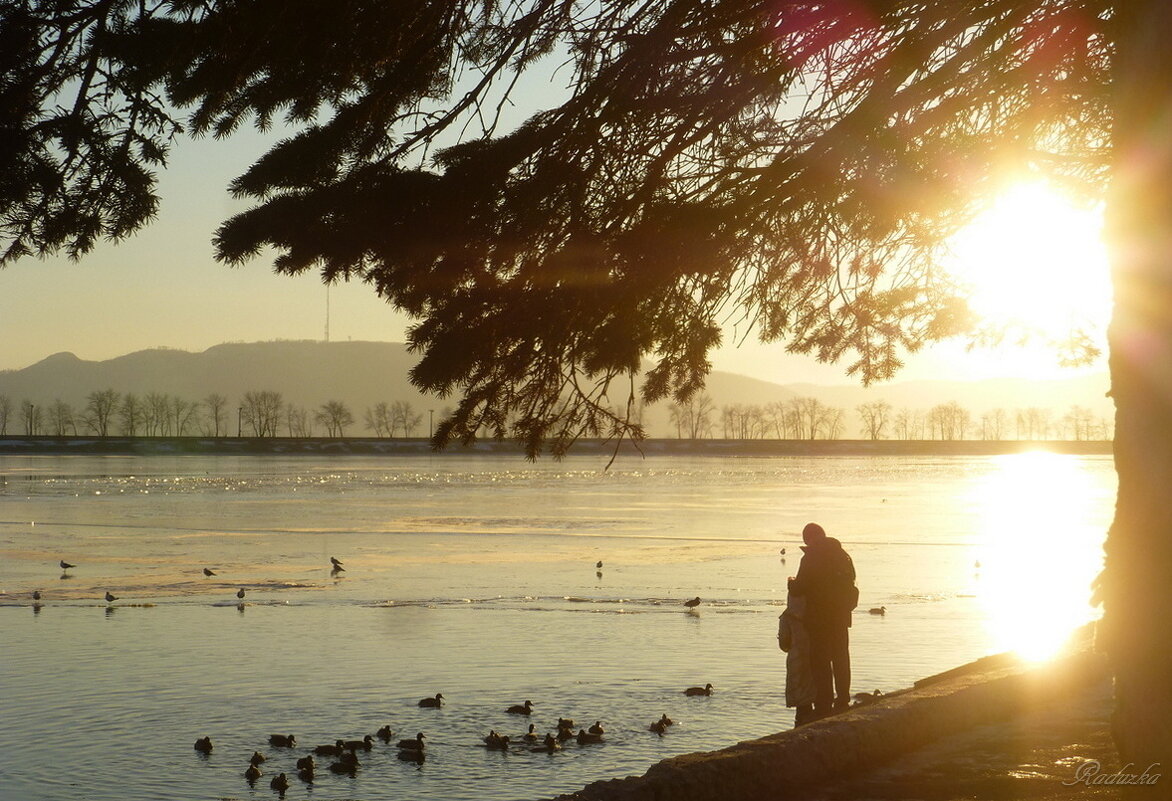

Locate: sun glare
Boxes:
[946,183,1112,341]
[969,452,1109,662]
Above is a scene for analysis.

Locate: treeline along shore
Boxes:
[0,436,1113,458]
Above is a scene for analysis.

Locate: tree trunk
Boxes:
[1103,2,1172,790]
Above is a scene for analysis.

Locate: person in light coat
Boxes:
[779,582,816,725]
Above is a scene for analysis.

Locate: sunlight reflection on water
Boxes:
[0,452,1115,801]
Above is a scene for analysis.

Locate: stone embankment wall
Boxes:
[548,647,1109,801]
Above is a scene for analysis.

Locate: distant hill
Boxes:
[0,340,1111,438]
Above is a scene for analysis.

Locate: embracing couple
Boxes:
[778,522,858,725]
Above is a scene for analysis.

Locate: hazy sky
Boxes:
[0,119,1111,387]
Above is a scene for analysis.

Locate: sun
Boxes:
[945,182,1113,341]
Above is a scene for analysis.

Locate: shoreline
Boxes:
[0,435,1113,458]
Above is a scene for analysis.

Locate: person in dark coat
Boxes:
[789,522,857,717]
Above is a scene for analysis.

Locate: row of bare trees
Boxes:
[0,392,440,439]
[666,396,1112,441]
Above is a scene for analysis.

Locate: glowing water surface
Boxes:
[0,452,1114,801]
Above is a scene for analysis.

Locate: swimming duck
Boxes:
[104,591,118,603]
[649,719,668,735]
[376,725,394,742]
[249,751,266,766]
[236,588,246,600]
[193,736,213,753]
[297,766,315,783]
[337,750,360,767]
[32,590,41,601]
[853,689,884,706]
[684,683,714,696]
[203,568,216,576]
[522,724,538,742]
[397,732,426,751]
[269,772,290,791]
[295,755,315,771]
[344,735,374,751]
[596,560,603,569]
[313,739,345,756]
[576,729,603,745]
[658,714,675,727]
[506,699,534,715]
[268,733,296,748]
[556,725,575,742]
[483,730,510,750]
[244,764,262,782]
[59,560,75,570]
[588,721,605,735]
[683,596,701,608]
[557,717,575,729]
[328,760,357,774]
[532,733,561,753]
[868,606,886,615]
[418,693,444,708]
[397,748,425,763]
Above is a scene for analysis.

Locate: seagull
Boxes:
[59,560,75,570]
[237,588,246,600]
[684,596,701,608]
[203,568,216,577]
[104,591,118,603]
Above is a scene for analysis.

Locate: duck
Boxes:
[32,590,41,601]
[649,719,668,735]
[249,751,266,766]
[588,721,605,735]
[59,560,75,570]
[532,733,562,753]
[522,723,538,743]
[269,773,290,791]
[193,736,213,753]
[337,750,360,767]
[596,560,603,569]
[683,596,701,608]
[506,699,534,715]
[236,588,246,600]
[397,732,426,751]
[376,725,394,742]
[268,733,296,748]
[397,748,425,763]
[868,606,886,615]
[297,766,315,783]
[328,760,358,774]
[576,729,603,744]
[295,755,315,771]
[658,713,675,727]
[104,591,118,603]
[780,547,786,556]
[344,734,374,751]
[556,725,575,742]
[483,730,510,750]
[853,689,884,706]
[684,683,714,696]
[418,692,444,708]
[203,567,216,576]
[330,556,344,568]
[557,717,575,729]
[244,764,262,782]
[313,739,345,756]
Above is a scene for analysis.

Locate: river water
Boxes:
[0,451,1114,801]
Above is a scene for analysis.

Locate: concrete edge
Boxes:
[547,646,1110,801]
